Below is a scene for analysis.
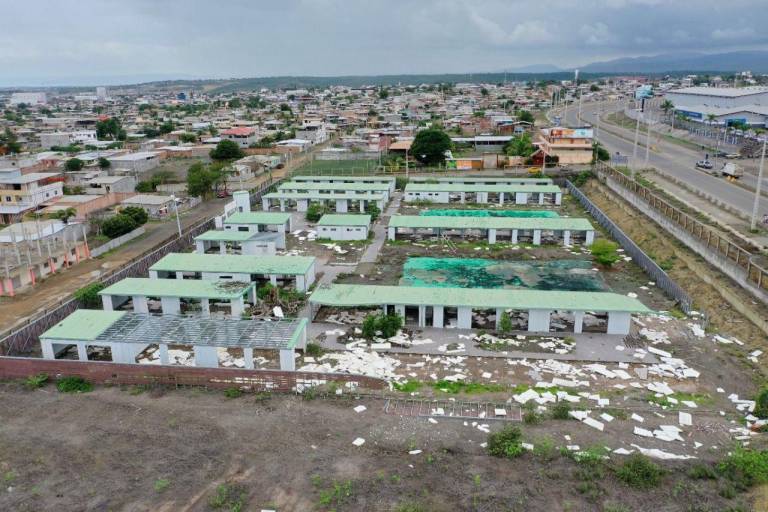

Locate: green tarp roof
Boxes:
[318,214,372,227]
[388,215,594,231]
[99,278,252,299]
[223,211,291,225]
[310,284,651,313]
[150,253,315,275]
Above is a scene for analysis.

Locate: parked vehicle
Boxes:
[695,160,713,170]
[724,153,741,159]
[719,162,744,179]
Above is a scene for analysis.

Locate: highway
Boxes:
[558,101,768,219]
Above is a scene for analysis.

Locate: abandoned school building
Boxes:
[403,182,562,205]
[317,214,372,241]
[309,284,650,335]
[261,178,391,213]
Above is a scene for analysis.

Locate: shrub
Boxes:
[305,342,324,357]
[25,373,49,389]
[154,478,170,492]
[550,401,572,420]
[224,387,242,399]
[754,387,768,418]
[74,282,106,308]
[305,203,326,222]
[487,425,524,459]
[56,376,93,393]
[718,449,768,488]
[498,311,512,334]
[688,463,718,480]
[395,176,409,190]
[209,483,247,510]
[361,312,402,339]
[102,213,138,239]
[590,239,621,268]
[120,206,149,226]
[615,454,664,489]
[365,202,381,221]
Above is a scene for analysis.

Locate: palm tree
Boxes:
[53,207,78,224]
[660,100,674,118]
[706,113,717,125]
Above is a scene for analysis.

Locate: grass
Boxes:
[209,483,247,511]
[305,342,324,357]
[647,391,713,409]
[224,387,243,399]
[56,376,93,393]
[487,425,524,459]
[550,401,573,420]
[432,380,506,394]
[615,454,665,489]
[393,380,422,393]
[718,449,768,489]
[24,373,49,389]
[317,479,353,509]
[153,478,170,492]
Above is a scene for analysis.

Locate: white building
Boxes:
[221,127,257,148]
[108,151,161,174]
[317,214,371,241]
[665,86,768,126]
[0,172,64,223]
[9,92,46,106]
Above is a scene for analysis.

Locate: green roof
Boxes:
[264,191,385,200]
[194,230,260,242]
[279,181,391,192]
[410,176,553,184]
[388,215,594,231]
[99,278,253,299]
[318,214,372,227]
[40,309,126,341]
[150,253,315,275]
[310,284,651,313]
[291,175,395,183]
[224,211,291,225]
[405,183,561,193]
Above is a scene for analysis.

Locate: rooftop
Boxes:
[279,181,391,192]
[669,86,768,98]
[41,310,307,350]
[121,194,173,205]
[409,176,553,184]
[194,229,273,242]
[150,253,315,275]
[264,191,386,200]
[318,214,372,227]
[291,175,395,183]
[388,215,593,231]
[405,183,561,193]
[99,277,253,300]
[310,284,652,313]
[224,211,292,225]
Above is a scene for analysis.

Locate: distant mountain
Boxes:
[579,51,768,74]
[504,64,563,73]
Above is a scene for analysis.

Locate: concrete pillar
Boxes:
[230,296,245,317]
[149,270,159,279]
[488,228,497,244]
[432,306,444,328]
[478,192,488,203]
[262,197,270,211]
[279,349,296,371]
[202,298,210,316]
[511,229,518,244]
[573,311,584,334]
[555,192,562,205]
[101,295,115,311]
[219,243,227,255]
[41,340,55,359]
[394,305,405,319]
[457,307,472,329]
[159,343,169,365]
[387,226,396,240]
[133,295,149,314]
[533,230,541,245]
[336,199,348,213]
[460,192,466,204]
[418,305,426,327]
[499,192,505,205]
[77,343,89,361]
[585,231,595,246]
[175,272,184,280]
[515,192,527,204]
[495,308,504,330]
[269,274,278,286]
[279,199,286,212]
[607,311,631,335]
[160,296,181,315]
[244,347,254,369]
[538,193,544,205]
[359,200,365,212]
[195,240,205,254]
[528,309,551,332]
[193,345,219,367]
[563,230,571,246]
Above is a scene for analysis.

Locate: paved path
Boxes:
[359,191,402,264]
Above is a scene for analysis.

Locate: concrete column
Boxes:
[101,295,115,311]
[159,343,169,365]
[149,270,159,279]
[460,192,465,204]
[279,199,286,212]
[230,296,245,317]
[387,226,396,240]
[201,298,210,316]
[195,240,205,254]
[160,296,181,315]
[585,231,595,246]
[555,192,562,205]
[573,311,584,334]
[262,197,270,211]
[193,345,219,367]
[532,229,541,245]
[279,349,296,371]
[359,200,365,212]
[515,192,527,204]
[269,274,278,286]
[563,230,571,246]
[607,311,631,335]
[244,347,254,369]
[499,192,505,205]
[528,309,551,332]
[133,295,149,314]
[295,275,306,292]
[457,307,472,329]
[175,272,184,280]
[478,192,488,203]
[219,244,227,255]
[336,199,348,213]
[394,305,405,321]
[418,305,426,327]
[538,193,544,205]
[432,306,444,328]
[41,340,55,359]
[511,229,518,244]
[77,343,89,361]
[488,228,497,244]
[495,308,504,330]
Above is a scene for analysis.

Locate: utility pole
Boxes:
[644,114,652,168]
[750,139,766,231]
[632,110,642,172]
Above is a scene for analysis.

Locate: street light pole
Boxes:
[170,194,182,238]
[405,147,409,179]
[750,139,766,231]
[632,110,642,172]
[644,114,652,168]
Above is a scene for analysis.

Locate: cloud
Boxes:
[469,12,555,46]
[711,26,757,41]
[579,22,616,45]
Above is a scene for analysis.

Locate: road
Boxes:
[558,101,768,220]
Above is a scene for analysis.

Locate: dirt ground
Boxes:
[0,383,764,512]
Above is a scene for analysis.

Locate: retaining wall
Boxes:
[90,227,146,257]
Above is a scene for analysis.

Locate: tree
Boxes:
[101,214,138,239]
[96,118,124,140]
[305,203,326,222]
[186,162,222,198]
[589,84,600,92]
[480,87,489,96]
[65,158,84,172]
[159,121,175,134]
[120,206,149,226]
[590,239,620,267]
[361,313,403,339]
[0,128,22,154]
[178,132,198,143]
[378,88,389,100]
[411,128,452,166]
[503,133,535,158]
[498,311,512,333]
[74,282,106,308]
[515,110,535,124]
[365,202,381,221]
[660,100,674,118]
[228,98,242,109]
[246,96,264,109]
[52,207,77,224]
[98,157,111,170]
[209,139,245,161]
[592,142,610,162]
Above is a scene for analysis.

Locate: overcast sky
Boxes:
[2,0,767,86]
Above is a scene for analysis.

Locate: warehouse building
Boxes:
[278,181,392,202]
[39,309,308,370]
[262,190,386,213]
[290,175,396,194]
[309,284,650,335]
[664,86,768,126]
[403,183,562,205]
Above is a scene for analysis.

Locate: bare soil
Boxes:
[0,383,763,512]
